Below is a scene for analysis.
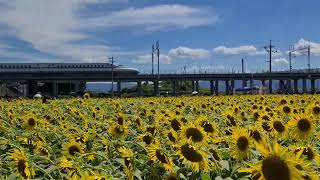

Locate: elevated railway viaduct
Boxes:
[0,63,319,97]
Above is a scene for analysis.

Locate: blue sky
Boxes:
[0,0,320,73]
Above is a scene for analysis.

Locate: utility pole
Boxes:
[290,42,311,73]
[156,40,160,96]
[289,45,294,72]
[264,40,278,94]
[152,44,154,75]
[109,57,114,97]
[307,44,311,73]
[241,58,244,74]
[156,40,160,78]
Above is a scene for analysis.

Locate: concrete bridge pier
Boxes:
[154,81,159,96]
[52,82,58,96]
[117,81,121,97]
[215,80,219,95]
[269,79,273,94]
[191,81,195,92]
[172,80,177,96]
[279,80,285,93]
[243,80,247,95]
[210,80,214,95]
[287,80,292,94]
[302,79,307,93]
[137,81,142,97]
[75,82,79,94]
[27,80,38,97]
[195,81,199,92]
[231,80,235,94]
[250,79,254,94]
[311,79,316,94]
[293,79,298,93]
[225,80,230,95]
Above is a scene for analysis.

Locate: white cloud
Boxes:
[0,2,218,63]
[0,0,114,62]
[212,45,284,57]
[168,47,210,59]
[85,4,218,31]
[272,58,289,66]
[294,38,320,56]
[133,54,171,64]
[133,46,211,64]
[213,45,257,55]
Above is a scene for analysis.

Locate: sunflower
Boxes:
[291,144,320,162]
[176,140,209,172]
[139,133,154,145]
[118,146,134,180]
[147,140,174,172]
[230,127,251,160]
[288,113,315,140]
[58,157,73,170]
[249,126,263,143]
[165,129,178,144]
[222,111,237,127]
[180,123,208,145]
[83,92,90,99]
[8,148,35,179]
[23,114,38,130]
[108,124,129,139]
[307,104,320,117]
[277,105,292,116]
[170,118,182,131]
[240,142,307,180]
[62,140,84,157]
[196,116,218,138]
[266,117,287,138]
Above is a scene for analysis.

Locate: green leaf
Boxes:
[201,173,211,180]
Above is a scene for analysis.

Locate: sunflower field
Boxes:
[0,94,320,180]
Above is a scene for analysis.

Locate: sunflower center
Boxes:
[147,126,155,134]
[68,145,80,156]
[297,119,311,132]
[280,99,287,105]
[236,136,249,151]
[227,115,236,126]
[209,149,220,161]
[28,118,36,126]
[17,159,28,178]
[262,115,270,121]
[117,116,124,125]
[185,127,204,142]
[312,106,320,114]
[171,119,181,131]
[283,106,291,114]
[262,122,272,132]
[168,132,176,142]
[202,123,214,133]
[155,150,168,164]
[253,112,259,119]
[261,155,290,180]
[124,157,131,168]
[142,135,153,145]
[180,144,203,162]
[250,130,262,142]
[115,126,124,134]
[273,121,285,133]
[302,147,314,160]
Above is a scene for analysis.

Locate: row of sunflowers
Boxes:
[0,94,319,179]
